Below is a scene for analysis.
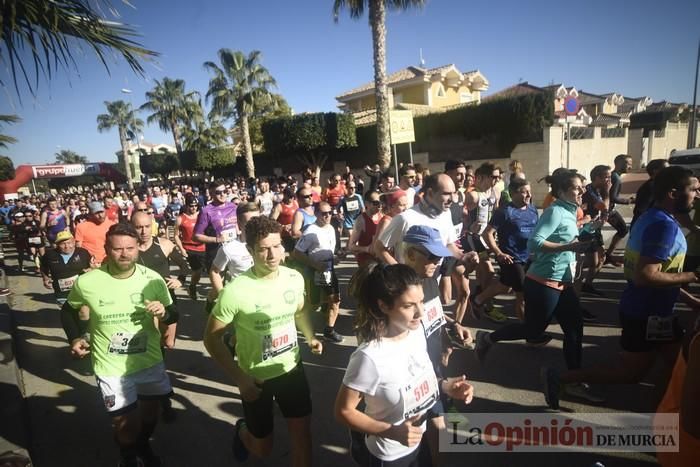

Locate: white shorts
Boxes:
[96,362,172,414]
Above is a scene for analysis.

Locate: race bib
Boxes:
[345,200,360,212]
[57,275,78,292]
[221,228,236,243]
[108,332,148,355]
[261,325,298,361]
[646,315,675,341]
[28,237,42,245]
[402,366,439,420]
[422,301,446,338]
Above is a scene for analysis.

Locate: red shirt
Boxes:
[323,184,345,207]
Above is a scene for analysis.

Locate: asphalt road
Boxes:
[3,212,687,467]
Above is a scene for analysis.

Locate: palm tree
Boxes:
[54,149,88,164]
[333,0,425,170]
[140,77,198,154]
[96,100,143,189]
[0,115,21,153]
[1,0,158,97]
[204,49,278,178]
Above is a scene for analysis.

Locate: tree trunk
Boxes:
[370,0,391,170]
[240,112,255,178]
[171,118,183,154]
[118,126,133,189]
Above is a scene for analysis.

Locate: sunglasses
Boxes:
[137,208,149,212]
[319,211,333,216]
[147,210,155,215]
[214,190,226,195]
[414,247,441,262]
[300,194,313,199]
[370,200,381,206]
[491,175,501,180]
[188,204,199,207]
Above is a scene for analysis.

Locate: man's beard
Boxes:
[674,195,692,214]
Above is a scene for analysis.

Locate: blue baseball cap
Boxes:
[403,225,452,258]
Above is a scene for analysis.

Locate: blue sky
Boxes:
[2,0,699,166]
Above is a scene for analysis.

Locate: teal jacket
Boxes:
[527,199,578,282]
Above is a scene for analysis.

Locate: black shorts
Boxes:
[440,256,458,276]
[683,255,700,273]
[607,210,629,237]
[204,246,218,270]
[579,230,604,249]
[499,262,526,292]
[309,269,340,305]
[619,313,684,353]
[242,363,312,438]
[185,249,205,271]
[461,233,487,254]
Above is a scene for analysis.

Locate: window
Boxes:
[394,93,403,104]
[436,84,445,98]
[460,92,472,103]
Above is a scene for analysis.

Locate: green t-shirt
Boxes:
[67,264,172,377]
[212,265,305,381]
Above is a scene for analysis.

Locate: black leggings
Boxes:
[490,277,583,370]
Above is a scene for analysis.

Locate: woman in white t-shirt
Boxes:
[335,264,473,466]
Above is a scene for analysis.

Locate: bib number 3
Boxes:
[108,332,148,354]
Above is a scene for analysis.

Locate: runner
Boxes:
[336,263,473,466]
[255,179,275,217]
[374,189,408,241]
[402,225,474,466]
[291,186,317,240]
[270,187,298,252]
[291,201,344,343]
[40,230,92,306]
[203,216,322,467]
[475,169,595,402]
[397,165,417,208]
[338,180,365,255]
[604,154,635,263]
[39,196,68,245]
[174,194,206,300]
[632,158,669,226]
[26,209,45,269]
[580,165,612,297]
[347,191,383,267]
[193,179,238,270]
[74,201,116,266]
[541,166,700,410]
[61,222,176,467]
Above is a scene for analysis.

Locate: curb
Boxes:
[0,277,33,464]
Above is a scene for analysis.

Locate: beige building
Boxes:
[336,64,489,125]
[116,142,177,182]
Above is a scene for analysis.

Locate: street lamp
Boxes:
[121,88,142,186]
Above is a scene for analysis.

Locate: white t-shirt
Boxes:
[404,187,416,208]
[258,192,274,217]
[294,223,336,263]
[377,204,456,264]
[212,239,253,279]
[343,328,439,461]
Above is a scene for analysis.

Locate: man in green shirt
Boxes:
[204,216,322,467]
[61,223,177,467]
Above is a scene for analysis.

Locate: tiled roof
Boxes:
[336,64,485,100]
[350,101,477,127]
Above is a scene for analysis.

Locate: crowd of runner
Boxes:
[0,156,698,467]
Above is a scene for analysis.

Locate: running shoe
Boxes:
[232,418,250,462]
[541,367,561,410]
[474,330,492,365]
[0,288,10,297]
[323,328,344,343]
[526,334,553,347]
[484,304,507,324]
[581,283,606,297]
[580,307,597,323]
[563,383,606,404]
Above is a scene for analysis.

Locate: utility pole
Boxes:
[688,37,700,149]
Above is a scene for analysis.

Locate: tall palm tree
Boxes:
[96,100,143,189]
[1,0,158,97]
[140,77,198,154]
[204,49,277,178]
[333,0,425,170]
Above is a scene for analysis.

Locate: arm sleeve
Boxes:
[528,206,562,252]
[60,302,86,341]
[342,351,380,397]
[639,220,675,261]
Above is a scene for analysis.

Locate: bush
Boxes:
[140,152,180,178]
[262,112,357,155]
[179,147,237,172]
[0,156,15,181]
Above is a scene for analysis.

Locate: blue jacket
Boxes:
[527,199,578,282]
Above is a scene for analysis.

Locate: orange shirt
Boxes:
[323,184,346,207]
[74,219,115,262]
[542,193,585,227]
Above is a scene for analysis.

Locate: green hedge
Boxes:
[262,112,357,155]
[140,152,180,178]
[180,147,237,172]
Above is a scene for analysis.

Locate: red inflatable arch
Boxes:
[0,163,126,200]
